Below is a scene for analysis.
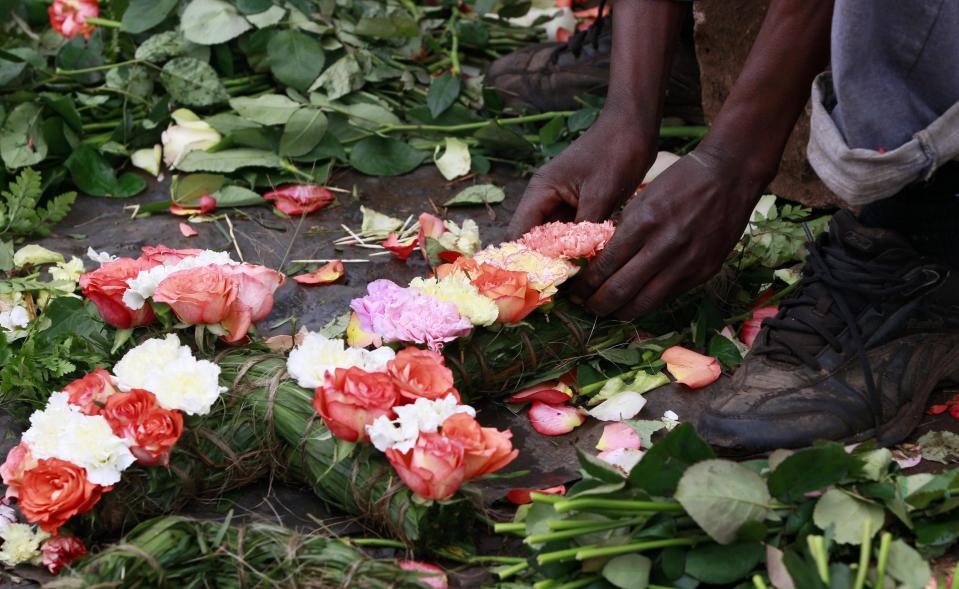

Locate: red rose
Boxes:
[18,458,105,534]
[41,535,87,574]
[79,257,158,329]
[441,413,517,480]
[313,367,399,442]
[63,369,118,415]
[102,389,183,466]
[388,348,457,402]
[264,184,334,216]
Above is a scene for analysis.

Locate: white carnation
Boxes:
[86,247,117,265]
[0,305,29,331]
[114,334,193,392]
[286,332,396,389]
[365,394,475,453]
[142,357,226,416]
[22,393,135,486]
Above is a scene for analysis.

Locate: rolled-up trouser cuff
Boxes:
[807,72,959,207]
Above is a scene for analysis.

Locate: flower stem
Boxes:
[874,532,892,589]
[526,517,646,544]
[573,537,700,561]
[806,535,830,584]
[554,577,601,589]
[553,498,684,514]
[57,58,139,75]
[852,524,873,589]
[84,16,122,28]
[350,538,406,548]
[537,544,599,565]
[752,575,769,589]
[493,522,525,534]
[530,491,565,504]
[496,560,529,580]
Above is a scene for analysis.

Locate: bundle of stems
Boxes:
[47,515,434,589]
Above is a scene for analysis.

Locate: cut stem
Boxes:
[574,537,700,561]
[553,498,683,514]
[874,532,892,589]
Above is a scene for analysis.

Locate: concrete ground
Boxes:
[3,163,957,586]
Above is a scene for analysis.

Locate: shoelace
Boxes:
[563,0,609,58]
[754,227,935,427]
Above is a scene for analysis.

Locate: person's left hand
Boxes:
[566,145,769,319]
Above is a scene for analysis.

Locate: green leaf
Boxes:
[56,36,104,85]
[0,103,47,169]
[181,0,253,45]
[176,149,284,173]
[213,185,265,207]
[567,107,599,132]
[675,459,771,544]
[172,174,225,204]
[624,420,665,448]
[628,423,715,495]
[917,430,959,464]
[161,57,229,107]
[685,543,763,585]
[538,115,566,145]
[767,443,863,502]
[707,334,742,370]
[267,31,324,93]
[229,94,300,126]
[577,448,625,483]
[64,145,146,198]
[603,554,651,589]
[40,94,82,132]
[309,54,366,100]
[475,123,533,158]
[444,183,505,207]
[886,539,931,589]
[235,0,273,13]
[354,15,419,38]
[279,108,327,157]
[121,0,178,33]
[349,137,425,176]
[105,65,154,99]
[812,489,884,545]
[427,72,462,119]
[135,31,209,63]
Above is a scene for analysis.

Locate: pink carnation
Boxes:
[518,220,616,260]
[41,535,87,574]
[350,280,471,351]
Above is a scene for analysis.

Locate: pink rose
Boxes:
[63,369,118,415]
[386,432,466,500]
[48,0,98,40]
[313,367,399,443]
[153,265,237,325]
[0,443,37,499]
[41,535,87,574]
[79,257,158,329]
[398,561,449,589]
[441,413,518,480]
[221,264,286,322]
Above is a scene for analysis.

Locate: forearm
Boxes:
[700,0,833,185]
[604,0,686,139]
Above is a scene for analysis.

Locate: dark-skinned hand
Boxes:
[566,145,767,319]
[506,112,656,239]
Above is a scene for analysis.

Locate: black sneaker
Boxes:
[697,210,959,453]
[485,10,704,122]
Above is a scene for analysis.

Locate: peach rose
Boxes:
[386,432,466,500]
[388,348,457,403]
[18,458,105,534]
[138,245,204,265]
[41,535,87,574]
[313,367,399,443]
[469,263,545,324]
[79,257,158,329]
[221,264,286,322]
[0,443,37,499]
[441,413,518,480]
[63,369,118,415]
[102,389,183,466]
[153,265,237,325]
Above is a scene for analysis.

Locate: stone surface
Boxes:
[693,0,846,209]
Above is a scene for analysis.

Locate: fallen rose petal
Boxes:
[597,448,644,474]
[596,422,642,451]
[398,560,448,589]
[741,306,779,348]
[891,444,922,469]
[528,401,585,436]
[505,485,566,505]
[929,404,949,415]
[766,545,796,589]
[169,204,199,216]
[178,223,198,237]
[508,382,573,405]
[264,184,335,216]
[588,391,647,421]
[293,261,344,286]
[263,334,295,353]
[661,346,721,389]
[383,232,417,261]
[346,311,381,348]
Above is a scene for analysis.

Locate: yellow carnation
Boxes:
[410,273,499,327]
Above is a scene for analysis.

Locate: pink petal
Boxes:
[178,223,198,237]
[597,448,644,474]
[383,232,417,261]
[661,346,721,389]
[528,401,585,436]
[292,261,344,285]
[508,382,573,405]
[505,485,566,505]
[398,561,448,589]
[741,306,779,348]
[766,545,795,589]
[596,422,641,451]
[891,444,922,469]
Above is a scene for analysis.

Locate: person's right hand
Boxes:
[506,112,657,240]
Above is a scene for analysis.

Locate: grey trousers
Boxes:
[807,0,959,206]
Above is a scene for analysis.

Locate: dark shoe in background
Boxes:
[485,15,704,123]
[698,210,959,454]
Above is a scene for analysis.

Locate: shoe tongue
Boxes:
[830,210,915,259]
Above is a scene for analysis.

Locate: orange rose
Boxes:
[386,432,466,500]
[441,413,518,480]
[0,443,37,499]
[388,348,458,402]
[102,389,183,466]
[313,367,399,442]
[18,458,105,534]
[469,263,545,324]
[79,257,158,329]
[63,369,118,415]
[153,265,237,326]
